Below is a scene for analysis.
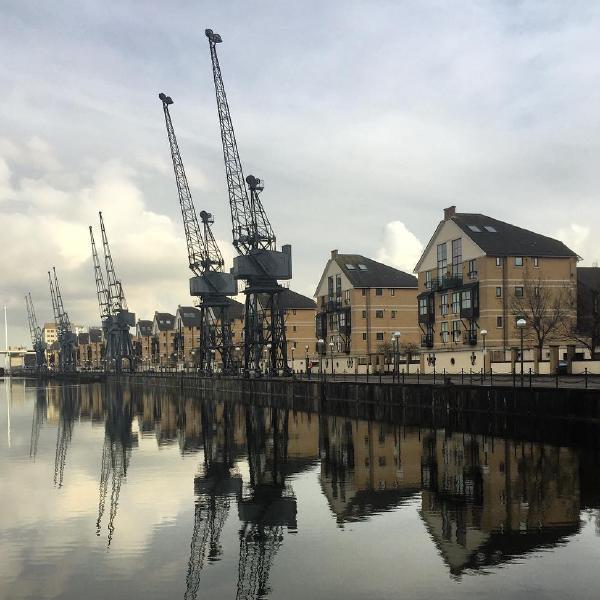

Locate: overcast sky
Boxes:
[2,1,600,348]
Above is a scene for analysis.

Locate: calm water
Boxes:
[2,379,600,599]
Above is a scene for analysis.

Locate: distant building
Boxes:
[314,250,419,372]
[174,306,202,367]
[42,322,57,346]
[152,312,176,367]
[278,289,316,368]
[135,320,154,368]
[414,206,578,357]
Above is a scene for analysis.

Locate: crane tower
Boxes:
[25,292,47,369]
[89,213,136,372]
[48,267,77,371]
[205,29,292,377]
[159,92,237,374]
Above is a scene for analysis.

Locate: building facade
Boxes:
[151,312,176,367]
[414,207,577,358]
[174,306,202,367]
[314,250,419,372]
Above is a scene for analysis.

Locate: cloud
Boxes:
[377,221,424,274]
[555,223,597,265]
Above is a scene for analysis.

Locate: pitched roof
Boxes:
[223,298,245,321]
[278,288,317,310]
[137,320,153,337]
[577,267,600,290]
[153,312,175,331]
[333,254,417,289]
[451,213,578,258]
[77,333,90,345]
[176,306,202,327]
[89,328,103,343]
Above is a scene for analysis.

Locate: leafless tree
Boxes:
[400,342,419,373]
[510,275,574,360]
[567,285,600,359]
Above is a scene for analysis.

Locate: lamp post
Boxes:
[317,339,324,379]
[291,346,295,374]
[235,346,240,376]
[329,342,334,376]
[392,331,401,381]
[480,329,487,373]
[516,318,526,386]
[305,344,309,375]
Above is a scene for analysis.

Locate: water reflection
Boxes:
[7,380,600,598]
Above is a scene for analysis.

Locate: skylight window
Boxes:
[484,225,497,232]
[468,225,481,232]
[358,264,368,270]
[346,264,356,270]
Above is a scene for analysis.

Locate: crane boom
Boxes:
[205,29,275,254]
[99,212,128,312]
[159,93,224,275]
[26,293,46,369]
[90,226,111,320]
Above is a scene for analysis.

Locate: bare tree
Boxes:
[377,341,393,373]
[400,341,419,374]
[510,274,574,361]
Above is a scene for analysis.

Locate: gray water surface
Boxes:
[2,379,600,600]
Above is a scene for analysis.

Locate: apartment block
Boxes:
[151,312,176,367]
[414,206,577,355]
[42,322,57,346]
[174,306,202,367]
[315,250,419,368]
[279,289,317,364]
[135,320,153,367]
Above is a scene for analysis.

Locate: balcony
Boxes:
[419,312,435,325]
[421,334,434,348]
[439,275,463,290]
[425,278,440,292]
[464,332,477,346]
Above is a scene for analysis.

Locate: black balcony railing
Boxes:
[439,275,463,290]
[464,333,477,346]
[421,334,434,348]
[418,312,435,325]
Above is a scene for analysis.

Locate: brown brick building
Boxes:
[315,250,419,372]
[415,207,578,359]
[151,312,176,368]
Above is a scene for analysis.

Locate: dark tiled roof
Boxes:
[177,306,202,327]
[452,213,577,258]
[137,320,153,337]
[89,328,103,343]
[154,312,175,331]
[334,254,417,288]
[224,298,245,321]
[78,333,90,345]
[278,288,317,310]
[577,267,600,290]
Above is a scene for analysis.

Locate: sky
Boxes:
[2,0,600,348]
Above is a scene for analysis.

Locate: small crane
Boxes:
[205,29,292,377]
[88,213,136,372]
[48,267,77,371]
[25,292,47,370]
[159,92,237,374]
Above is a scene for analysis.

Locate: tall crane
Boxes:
[48,267,76,371]
[89,212,136,372]
[25,292,47,369]
[205,29,292,377]
[159,92,237,374]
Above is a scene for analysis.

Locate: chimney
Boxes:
[331,249,338,259]
[444,206,456,220]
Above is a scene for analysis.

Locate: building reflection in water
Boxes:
[33,381,599,591]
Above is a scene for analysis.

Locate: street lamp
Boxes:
[317,338,324,378]
[266,343,272,376]
[291,346,295,373]
[516,318,526,386]
[480,329,487,373]
[329,341,334,376]
[235,346,240,375]
[305,344,309,374]
[393,331,401,381]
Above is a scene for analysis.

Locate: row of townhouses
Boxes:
[40,206,600,373]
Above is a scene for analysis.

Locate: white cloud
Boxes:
[377,221,424,274]
[555,223,597,265]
